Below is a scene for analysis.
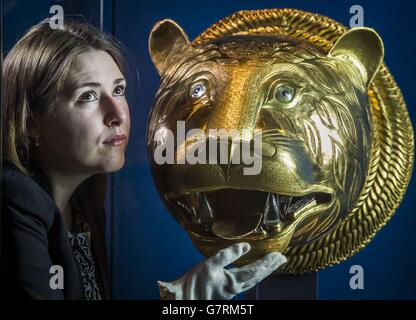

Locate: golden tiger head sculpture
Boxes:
[147,9,414,273]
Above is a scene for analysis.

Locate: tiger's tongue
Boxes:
[212,213,263,239]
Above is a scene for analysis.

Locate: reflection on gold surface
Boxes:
[147,9,414,273]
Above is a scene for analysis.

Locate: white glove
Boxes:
[158,242,287,300]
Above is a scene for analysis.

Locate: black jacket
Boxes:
[1,161,110,299]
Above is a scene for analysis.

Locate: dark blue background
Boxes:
[3,0,415,299]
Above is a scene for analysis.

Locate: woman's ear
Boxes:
[328,27,384,87]
[27,114,40,141]
[148,19,193,76]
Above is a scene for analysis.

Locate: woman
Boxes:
[1,19,286,300]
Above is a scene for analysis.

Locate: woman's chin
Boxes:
[99,156,126,173]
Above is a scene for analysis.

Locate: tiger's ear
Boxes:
[329,27,384,87]
[149,19,193,75]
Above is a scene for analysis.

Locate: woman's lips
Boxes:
[103,133,127,146]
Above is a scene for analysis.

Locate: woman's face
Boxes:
[36,49,131,176]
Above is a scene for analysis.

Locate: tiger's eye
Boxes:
[275,84,295,103]
[190,82,207,99]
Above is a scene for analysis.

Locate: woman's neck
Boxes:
[40,167,90,230]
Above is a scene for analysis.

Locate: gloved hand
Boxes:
[157,242,287,300]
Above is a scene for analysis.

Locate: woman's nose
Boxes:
[102,95,128,128]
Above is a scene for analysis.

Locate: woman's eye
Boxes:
[275,84,295,103]
[113,85,126,96]
[78,91,98,103]
[190,82,207,99]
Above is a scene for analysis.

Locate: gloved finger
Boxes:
[221,268,250,296]
[206,242,251,269]
[229,252,287,291]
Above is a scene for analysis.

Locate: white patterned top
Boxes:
[68,231,102,300]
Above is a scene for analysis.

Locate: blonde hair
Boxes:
[2,18,125,174]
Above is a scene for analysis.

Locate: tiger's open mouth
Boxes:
[170,189,332,240]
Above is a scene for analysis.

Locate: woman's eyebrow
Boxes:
[73,78,126,90]
[114,77,126,84]
[76,82,101,89]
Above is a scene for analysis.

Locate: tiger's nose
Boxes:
[206,66,259,141]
